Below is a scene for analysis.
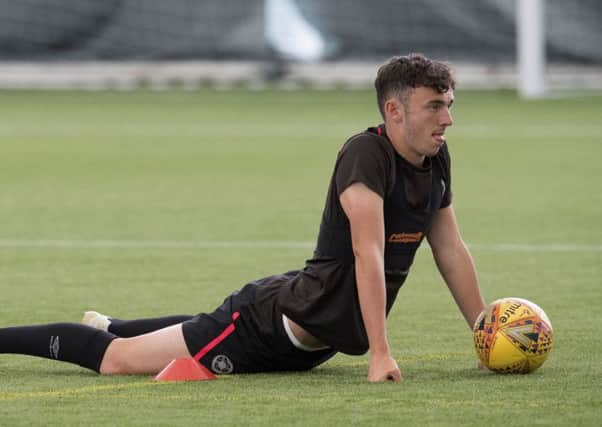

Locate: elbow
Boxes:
[351,242,383,264]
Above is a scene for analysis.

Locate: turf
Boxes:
[0,88,600,426]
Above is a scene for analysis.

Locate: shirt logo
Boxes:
[388,232,423,243]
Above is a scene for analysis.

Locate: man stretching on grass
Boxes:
[0,53,485,382]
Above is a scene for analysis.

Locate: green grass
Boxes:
[0,89,600,426]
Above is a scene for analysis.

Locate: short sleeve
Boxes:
[335,134,392,198]
[438,143,453,208]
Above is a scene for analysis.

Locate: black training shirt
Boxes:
[254,125,452,355]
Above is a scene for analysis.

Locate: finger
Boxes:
[369,373,395,382]
[386,370,402,382]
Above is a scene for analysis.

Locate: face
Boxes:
[385,86,454,166]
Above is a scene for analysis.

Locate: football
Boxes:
[473,297,553,373]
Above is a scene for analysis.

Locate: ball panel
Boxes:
[493,298,538,327]
[473,304,497,364]
[488,333,526,372]
[512,297,553,329]
[534,321,554,356]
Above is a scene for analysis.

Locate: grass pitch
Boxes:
[0,88,600,426]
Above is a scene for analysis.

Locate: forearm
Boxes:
[340,183,400,381]
[354,251,389,355]
[433,239,485,328]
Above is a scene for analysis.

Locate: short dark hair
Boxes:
[374,53,455,118]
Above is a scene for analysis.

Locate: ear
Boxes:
[384,98,405,124]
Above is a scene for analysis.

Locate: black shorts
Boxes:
[182,281,336,374]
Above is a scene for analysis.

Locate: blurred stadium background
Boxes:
[0,0,601,94]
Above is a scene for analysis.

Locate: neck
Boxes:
[384,122,425,168]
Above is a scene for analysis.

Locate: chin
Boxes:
[427,145,442,157]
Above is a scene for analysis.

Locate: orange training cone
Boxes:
[154,358,217,382]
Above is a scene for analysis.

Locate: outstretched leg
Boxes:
[0,323,117,372]
[109,315,193,337]
[0,321,191,375]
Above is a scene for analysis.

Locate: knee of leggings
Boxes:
[99,339,135,375]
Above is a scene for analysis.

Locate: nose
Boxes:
[440,108,453,127]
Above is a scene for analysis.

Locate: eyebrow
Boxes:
[426,98,454,108]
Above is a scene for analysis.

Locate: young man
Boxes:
[0,53,485,382]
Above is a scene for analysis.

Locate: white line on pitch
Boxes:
[0,239,601,252]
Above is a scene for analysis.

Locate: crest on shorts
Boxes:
[211,355,234,374]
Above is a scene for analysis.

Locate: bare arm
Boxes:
[426,205,485,329]
[340,183,402,382]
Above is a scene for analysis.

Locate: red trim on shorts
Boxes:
[193,312,240,361]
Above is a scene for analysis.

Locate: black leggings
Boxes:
[108,315,193,337]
